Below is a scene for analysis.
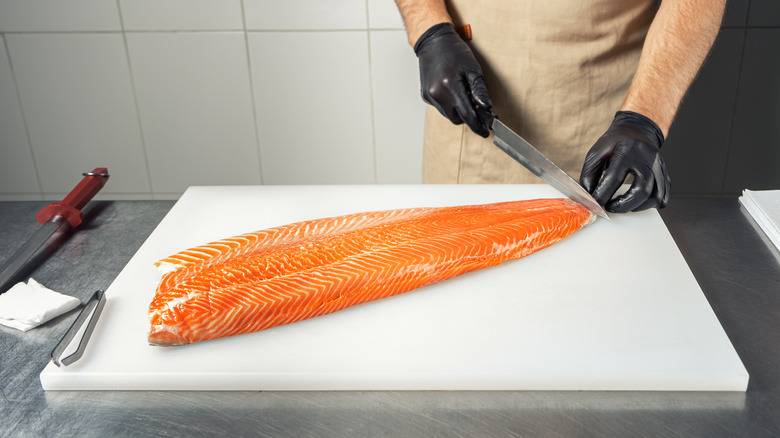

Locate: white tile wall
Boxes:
[119,0,244,31]
[126,32,261,194]
[0,0,425,201]
[368,0,406,29]
[6,33,150,198]
[244,0,367,30]
[0,35,40,198]
[249,31,375,184]
[370,30,425,183]
[0,0,121,32]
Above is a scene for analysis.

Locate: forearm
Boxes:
[394,0,452,47]
[621,0,726,136]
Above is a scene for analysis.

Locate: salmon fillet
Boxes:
[148,198,594,345]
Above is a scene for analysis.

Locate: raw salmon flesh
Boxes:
[148,198,594,345]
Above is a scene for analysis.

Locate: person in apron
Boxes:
[395,0,725,213]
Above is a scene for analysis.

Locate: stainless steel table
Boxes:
[1,198,778,437]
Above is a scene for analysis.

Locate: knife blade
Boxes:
[489,118,609,220]
[0,168,110,293]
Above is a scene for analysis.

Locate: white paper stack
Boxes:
[739,189,780,252]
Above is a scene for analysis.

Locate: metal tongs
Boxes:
[51,290,106,367]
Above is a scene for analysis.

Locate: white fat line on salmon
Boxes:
[490,231,541,255]
[149,290,204,319]
[156,261,180,275]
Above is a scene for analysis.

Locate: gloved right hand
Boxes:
[414,23,493,138]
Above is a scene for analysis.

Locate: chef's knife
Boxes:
[0,168,110,293]
[487,117,609,220]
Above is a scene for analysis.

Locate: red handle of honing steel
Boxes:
[36,167,110,228]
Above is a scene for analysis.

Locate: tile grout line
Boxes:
[1,32,45,199]
[116,0,156,199]
[241,0,265,185]
[366,1,379,184]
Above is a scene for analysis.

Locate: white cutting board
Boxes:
[40,185,748,391]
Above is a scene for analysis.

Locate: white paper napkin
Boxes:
[0,279,81,331]
[739,189,780,251]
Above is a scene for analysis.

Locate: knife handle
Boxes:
[476,106,496,131]
[36,167,110,228]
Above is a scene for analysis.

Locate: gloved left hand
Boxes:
[579,111,670,213]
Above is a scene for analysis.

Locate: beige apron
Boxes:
[423,0,658,183]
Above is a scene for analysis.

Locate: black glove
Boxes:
[414,23,492,138]
[579,111,670,213]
